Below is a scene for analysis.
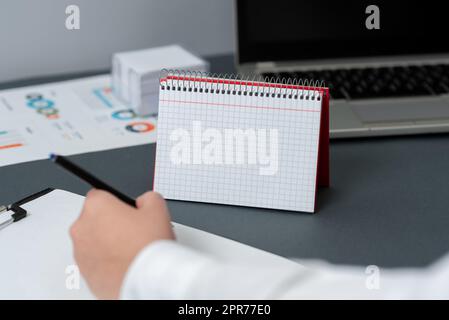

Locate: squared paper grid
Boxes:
[154,79,322,212]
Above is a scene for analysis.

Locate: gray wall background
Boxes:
[0,0,235,83]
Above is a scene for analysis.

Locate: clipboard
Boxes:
[0,188,54,231]
[0,188,298,299]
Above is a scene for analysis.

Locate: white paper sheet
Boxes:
[0,75,157,167]
[0,189,298,299]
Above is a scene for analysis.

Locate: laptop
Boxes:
[235,0,449,138]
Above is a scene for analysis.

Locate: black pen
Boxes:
[50,154,137,207]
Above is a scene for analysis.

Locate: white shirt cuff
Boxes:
[120,240,215,299]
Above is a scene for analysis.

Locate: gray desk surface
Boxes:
[1,55,449,268]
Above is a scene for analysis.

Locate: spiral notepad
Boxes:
[154,71,329,213]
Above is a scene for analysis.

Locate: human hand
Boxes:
[70,189,174,299]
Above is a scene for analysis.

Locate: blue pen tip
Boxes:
[49,153,57,161]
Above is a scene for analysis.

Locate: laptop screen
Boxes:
[236,0,449,64]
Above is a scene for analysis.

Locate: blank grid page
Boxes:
[154,76,323,212]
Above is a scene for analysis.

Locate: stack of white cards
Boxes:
[112,45,209,115]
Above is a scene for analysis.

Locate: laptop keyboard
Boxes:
[262,63,449,100]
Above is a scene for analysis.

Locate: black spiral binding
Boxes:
[159,69,326,101]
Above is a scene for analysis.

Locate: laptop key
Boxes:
[432,82,449,94]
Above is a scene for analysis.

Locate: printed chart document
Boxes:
[0,75,157,167]
[0,189,299,299]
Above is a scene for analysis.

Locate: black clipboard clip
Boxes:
[0,188,54,231]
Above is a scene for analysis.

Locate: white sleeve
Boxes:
[120,240,449,300]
